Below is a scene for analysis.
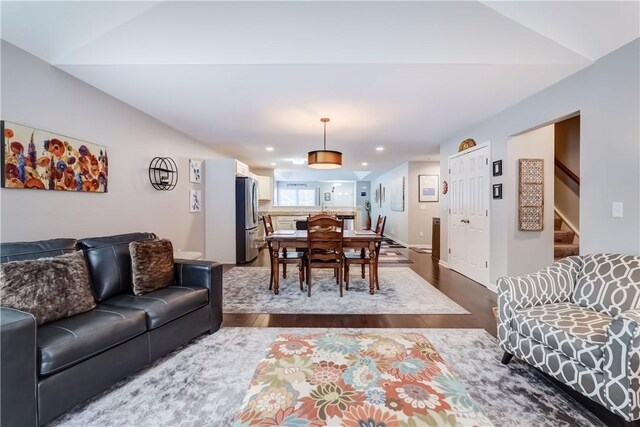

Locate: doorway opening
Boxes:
[553,115,580,260]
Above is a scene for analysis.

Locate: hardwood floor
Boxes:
[220,246,635,427]
[222,246,497,335]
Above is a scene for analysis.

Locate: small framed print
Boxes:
[418,174,439,202]
[189,159,202,183]
[492,160,503,177]
[189,189,201,212]
[493,183,502,199]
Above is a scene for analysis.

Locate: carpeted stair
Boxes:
[554,213,579,260]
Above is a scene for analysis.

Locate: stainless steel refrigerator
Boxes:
[236,176,259,263]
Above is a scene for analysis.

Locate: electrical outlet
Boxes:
[612,202,624,218]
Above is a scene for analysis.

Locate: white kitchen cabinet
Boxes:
[257,175,272,200]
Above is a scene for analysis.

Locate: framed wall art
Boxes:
[390,177,405,212]
[189,159,202,183]
[189,189,201,213]
[492,160,502,177]
[493,183,502,199]
[518,158,544,231]
[1,120,108,192]
[418,174,439,202]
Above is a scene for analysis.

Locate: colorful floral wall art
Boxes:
[1,121,108,192]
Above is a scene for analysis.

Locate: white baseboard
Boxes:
[438,259,450,269]
[409,244,432,249]
[385,236,410,248]
[486,282,498,293]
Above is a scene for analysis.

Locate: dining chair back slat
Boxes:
[306,215,344,297]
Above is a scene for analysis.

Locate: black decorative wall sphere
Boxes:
[149,157,178,191]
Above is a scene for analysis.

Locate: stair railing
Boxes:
[555,159,580,186]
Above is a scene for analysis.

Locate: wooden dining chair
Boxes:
[344,215,386,293]
[262,215,305,292]
[306,215,344,297]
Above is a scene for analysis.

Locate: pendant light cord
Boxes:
[323,120,327,150]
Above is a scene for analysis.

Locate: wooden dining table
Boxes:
[265,229,382,295]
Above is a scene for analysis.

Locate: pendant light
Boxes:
[308,118,342,169]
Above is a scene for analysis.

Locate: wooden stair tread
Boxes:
[554,230,575,243]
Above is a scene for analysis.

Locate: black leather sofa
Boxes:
[0,232,223,426]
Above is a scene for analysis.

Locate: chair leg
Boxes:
[298,262,304,291]
[335,268,339,284]
[501,352,513,365]
[375,260,380,291]
[269,257,274,290]
[345,262,350,291]
[307,265,312,297]
[339,265,343,297]
[283,262,287,279]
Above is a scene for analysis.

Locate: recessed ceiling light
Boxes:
[361,162,368,166]
[270,162,277,166]
[266,147,274,152]
[376,146,384,152]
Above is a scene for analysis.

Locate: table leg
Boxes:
[272,245,281,295]
[282,248,287,279]
[360,248,366,278]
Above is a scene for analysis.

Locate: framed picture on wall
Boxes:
[418,174,439,202]
[189,189,201,212]
[493,183,502,199]
[189,159,202,183]
[492,160,503,177]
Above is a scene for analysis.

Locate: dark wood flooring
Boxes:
[222,247,497,334]
[221,246,636,427]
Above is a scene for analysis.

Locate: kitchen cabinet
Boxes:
[257,175,272,201]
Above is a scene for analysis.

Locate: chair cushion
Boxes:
[571,254,640,317]
[79,232,157,302]
[279,251,305,260]
[102,286,208,330]
[37,305,146,376]
[513,302,612,371]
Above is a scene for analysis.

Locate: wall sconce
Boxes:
[149,157,178,191]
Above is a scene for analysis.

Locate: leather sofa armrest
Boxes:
[496,256,581,353]
[602,309,640,421]
[1,307,38,426]
[174,260,223,333]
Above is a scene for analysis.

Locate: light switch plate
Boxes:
[419,204,427,210]
[612,202,624,218]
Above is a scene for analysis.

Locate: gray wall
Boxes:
[0,42,220,252]
[371,162,410,244]
[408,161,440,247]
[356,181,371,228]
[439,39,640,284]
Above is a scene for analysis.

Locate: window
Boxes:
[278,188,317,206]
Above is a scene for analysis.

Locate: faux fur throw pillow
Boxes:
[129,239,175,295]
[0,251,96,325]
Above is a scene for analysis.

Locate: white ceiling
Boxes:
[2,1,638,178]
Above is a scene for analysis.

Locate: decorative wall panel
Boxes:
[519,159,544,231]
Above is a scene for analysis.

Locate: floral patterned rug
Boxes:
[233,332,492,426]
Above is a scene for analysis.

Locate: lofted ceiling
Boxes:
[1,1,638,179]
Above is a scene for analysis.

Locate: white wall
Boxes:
[506,125,555,276]
[439,39,640,284]
[408,161,440,247]
[371,162,409,244]
[0,42,220,253]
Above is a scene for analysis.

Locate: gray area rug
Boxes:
[52,328,603,427]
[223,266,468,314]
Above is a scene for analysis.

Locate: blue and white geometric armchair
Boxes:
[497,254,640,422]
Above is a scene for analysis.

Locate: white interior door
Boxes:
[448,145,490,286]
[449,154,467,273]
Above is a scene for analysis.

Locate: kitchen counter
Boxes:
[260,207,363,230]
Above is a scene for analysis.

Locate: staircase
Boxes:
[554,213,579,260]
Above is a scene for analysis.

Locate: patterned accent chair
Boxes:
[498,254,640,422]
